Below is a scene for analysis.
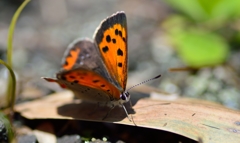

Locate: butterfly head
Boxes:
[120,91,130,103]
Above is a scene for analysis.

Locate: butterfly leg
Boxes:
[121,104,137,125]
[121,104,130,120]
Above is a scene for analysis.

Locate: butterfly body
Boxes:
[43,11,130,109]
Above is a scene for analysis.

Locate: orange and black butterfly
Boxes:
[43,11,131,118]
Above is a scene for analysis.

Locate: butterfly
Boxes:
[43,11,161,121]
[43,11,131,119]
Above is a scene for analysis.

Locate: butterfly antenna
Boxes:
[126,74,161,92]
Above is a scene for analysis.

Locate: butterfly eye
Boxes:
[120,92,130,101]
[120,94,126,100]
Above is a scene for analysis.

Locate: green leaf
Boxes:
[211,0,240,21]
[0,60,16,112]
[6,0,30,111]
[7,0,30,67]
[172,30,229,68]
[197,0,221,15]
[197,0,240,24]
[165,0,209,22]
[165,0,240,24]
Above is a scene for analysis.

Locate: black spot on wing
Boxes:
[106,35,111,43]
[117,48,123,56]
[115,29,119,35]
[122,37,126,42]
[93,80,100,83]
[119,31,122,37]
[118,63,122,67]
[112,38,116,43]
[73,80,79,83]
[69,76,75,79]
[102,46,109,53]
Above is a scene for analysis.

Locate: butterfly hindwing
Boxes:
[62,39,100,70]
[94,11,128,91]
[61,38,113,80]
[57,68,121,101]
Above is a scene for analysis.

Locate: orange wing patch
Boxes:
[98,24,127,90]
[62,47,80,70]
[59,69,121,100]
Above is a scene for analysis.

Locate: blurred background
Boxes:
[0,0,240,110]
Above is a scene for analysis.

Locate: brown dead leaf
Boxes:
[15,90,240,143]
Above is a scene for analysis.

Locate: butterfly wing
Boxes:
[94,11,128,91]
[43,11,128,102]
[43,69,120,102]
[56,68,121,101]
[61,38,110,78]
[43,39,121,102]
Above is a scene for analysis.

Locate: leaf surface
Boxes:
[15,91,240,143]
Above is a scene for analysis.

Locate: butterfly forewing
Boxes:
[94,11,128,91]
